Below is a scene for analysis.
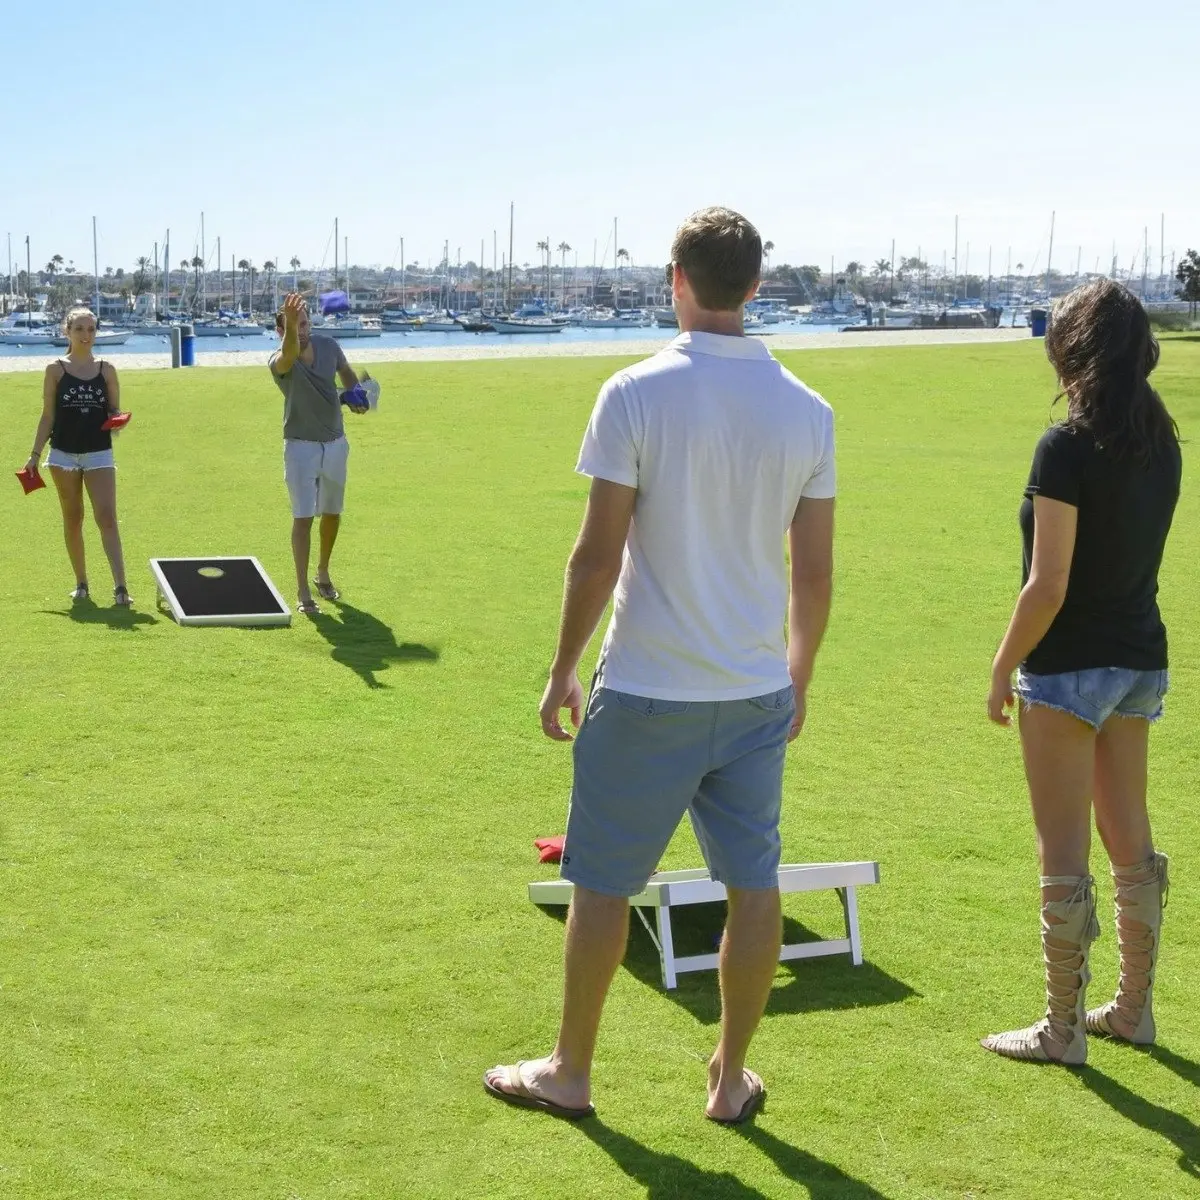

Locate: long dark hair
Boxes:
[1045,279,1179,464]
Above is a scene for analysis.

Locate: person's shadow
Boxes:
[308,599,438,688]
[40,600,157,631]
[1078,1049,1200,1178]
[579,1119,889,1199]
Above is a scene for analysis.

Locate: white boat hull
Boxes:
[490,319,564,334]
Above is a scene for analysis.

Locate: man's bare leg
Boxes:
[292,517,315,606]
[486,886,628,1109]
[316,513,340,590]
[707,885,781,1120]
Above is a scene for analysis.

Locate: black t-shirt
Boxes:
[1020,422,1181,674]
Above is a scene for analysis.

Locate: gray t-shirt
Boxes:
[269,333,348,442]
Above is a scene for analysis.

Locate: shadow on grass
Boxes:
[735,1125,891,1199]
[577,1120,888,1199]
[40,600,157,630]
[535,902,917,1022]
[1146,1044,1200,1089]
[1078,1059,1199,1178]
[308,600,439,688]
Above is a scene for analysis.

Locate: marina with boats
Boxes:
[2,209,1190,357]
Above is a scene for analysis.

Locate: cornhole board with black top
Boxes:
[150,557,291,626]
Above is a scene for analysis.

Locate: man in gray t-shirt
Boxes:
[269,292,367,614]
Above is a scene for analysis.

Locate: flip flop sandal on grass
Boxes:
[312,578,340,601]
[482,1063,595,1121]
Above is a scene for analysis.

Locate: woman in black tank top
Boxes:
[23,307,132,605]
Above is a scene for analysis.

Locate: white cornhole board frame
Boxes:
[529,861,880,990]
[150,556,292,627]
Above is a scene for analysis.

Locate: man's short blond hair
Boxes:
[670,208,762,312]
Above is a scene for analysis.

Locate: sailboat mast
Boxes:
[614,218,618,311]
[480,239,484,312]
[25,235,32,329]
[164,229,170,317]
[953,215,958,302]
[92,216,100,317]
[400,237,405,309]
[507,202,514,313]
[1045,211,1055,300]
[201,211,206,315]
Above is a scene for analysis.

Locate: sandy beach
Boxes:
[0,326,1031,374]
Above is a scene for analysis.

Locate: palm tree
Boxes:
[45,255,63,280]
[536,239,550,301]
[872,258,892,301]
[557,241,571,307]
[191,255,203,310]
[133,256,151,298]
[763,241,775,274]
[237,259,250,314]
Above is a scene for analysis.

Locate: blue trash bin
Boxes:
[180,324,196,366]
[1029,308,1048,338]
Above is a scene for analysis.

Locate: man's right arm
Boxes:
[272,319,300,376]
[786,496,835,739]
[271,293,304,375]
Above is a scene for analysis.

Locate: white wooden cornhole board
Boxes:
[529,861,880,990]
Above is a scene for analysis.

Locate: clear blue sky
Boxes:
[5,0,1197,280]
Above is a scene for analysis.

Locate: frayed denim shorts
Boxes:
[1016,667,1169,730]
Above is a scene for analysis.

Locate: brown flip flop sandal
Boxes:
[297,596,320,616]
[312,578,340,601]
[482,1062,595,1121]
[707,1071,766,1126]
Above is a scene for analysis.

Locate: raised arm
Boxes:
[786,496,835,740]
[272,292,304,376]
[25,364,59,472]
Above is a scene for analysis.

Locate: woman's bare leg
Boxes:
[1093,716,1153,866]
[50,467,87,587]
[82,468,127,591]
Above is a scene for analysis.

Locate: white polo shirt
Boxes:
[577,330,835,701]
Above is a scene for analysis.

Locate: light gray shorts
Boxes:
[284,436,348,518]
[562,684,795,898]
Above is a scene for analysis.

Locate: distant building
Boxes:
[95,293,131,320]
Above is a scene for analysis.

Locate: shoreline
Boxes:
[0,327,1032,374]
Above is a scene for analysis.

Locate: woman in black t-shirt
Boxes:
[982,281,1180,1066]
[23,307,131,605]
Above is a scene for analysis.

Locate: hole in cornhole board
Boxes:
[150,557,291,627]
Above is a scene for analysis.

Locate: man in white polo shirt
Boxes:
[485,207,835,1124]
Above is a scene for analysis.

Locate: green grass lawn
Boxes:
[1,337,1197,1199]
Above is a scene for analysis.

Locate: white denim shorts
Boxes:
[46,447,116,472]
[284,436,349,518]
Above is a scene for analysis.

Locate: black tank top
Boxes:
[51,361,112,454]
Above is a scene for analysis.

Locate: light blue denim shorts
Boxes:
[45,447,115,472]
[561,684,795,898]
[1016,667,1169,730]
